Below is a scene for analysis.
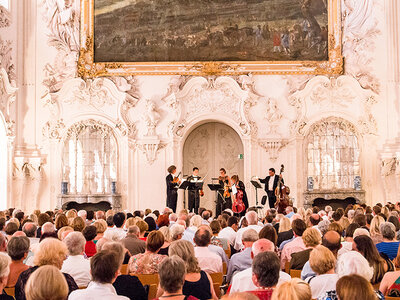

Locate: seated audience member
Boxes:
[0,252,13,299]
[249,252,280,300]
[218,216,238,248]
[93,219,107,243]
[128,230,166,274]
[157,214,170,228]
[15,238,78,300]
[86,210,95,225]
[210,220,229,249]
[5,222,18,238]
[22,222,38,246]
[158,255,198,300]
[379,267,400,296]
[193,227,222,274]
[68,251,130,300]
[6,236,29,287]
[338,223,360,256]
[158,226,171,256]
[55,214,69,231]
[197,225,229,264]
[317,220,330,236]
[25,265,68,300]
[290,228,321,270]
[376,222,400,260]
[82,225,97,257]
[258,225,278,247]
[337,251,373,282]
[144,216,157,234]
[270,278,312,300]
[227,229,258,283]
[353,227,370,238]
[136,220,149,241]
[61,232,91,287]
[72,217,85,232]
[301,231,341,280]
[336,275,377,300]
[353,235,394,284]
[170,224,185,242]
[101,242,146,300]
[281,219,307,269]
[370,215,385,244]
[121,225,146,256]
[305,245,338,299]
[166,240,217,300]
[223,292,259,300]
[234,211,263,251]
[104,213,127,241]
[230,239,290,293]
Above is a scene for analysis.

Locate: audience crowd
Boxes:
[1,202,400,299]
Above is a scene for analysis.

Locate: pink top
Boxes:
[128,252,166,274]
[280,237,306,269]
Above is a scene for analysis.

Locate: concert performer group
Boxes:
[166,164,288,215]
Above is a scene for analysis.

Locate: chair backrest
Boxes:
[120,264,129,275]
[4,287,15,297]
[135,273,160,286]
[148,284,157,300]
[386,297,400,300]
[210,272,223,285]
[213,282,221,298]
[289,269,301,278]
[372,282,380,290]
[285,261,290,274]
[223,262,227,275]
[224,248,231,259]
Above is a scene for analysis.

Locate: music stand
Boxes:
[179,181,190,210]
[251,180,263,208]
[208,183,223,215]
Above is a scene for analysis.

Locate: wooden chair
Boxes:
[223,262,227,275]
[224,248,231,259]
[135,273,160,287]
[210,272,223,298]
[213,282,221,298]
[289,269,301,278]
[148,284,158,300]
[120,264,129,275]
[78,286,87,289]
[372,282,381,290]
[385,297,400,300]
[285,261,290,274]
[4,287,14,297]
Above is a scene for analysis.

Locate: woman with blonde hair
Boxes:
[297,207,307,222]
[0,252,12,299]
[15,238,78,300]
[93,219,107,243]
[370,215,385,244]
[271,278,312,300]
[164,239,218,300]
[277,216,293,247]
[158,226,172,255]
[65,209,77,220]
[125,217,137,229]
[25,265,68,300]
[71,217,85,232]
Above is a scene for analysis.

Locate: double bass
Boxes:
[274,165,290,214]
[231,176,245,214]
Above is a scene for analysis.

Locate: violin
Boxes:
[219,176,231,198]
[274,165,290,214]
[200,189,204,197]
[172,172,181,184]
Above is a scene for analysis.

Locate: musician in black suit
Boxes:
[259,168,283,209]
[166,165,179,213]
[186,167,201,214]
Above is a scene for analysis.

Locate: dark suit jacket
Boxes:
[277,229,294,247]
[290,248,312,270]
[166,174,178,195]
[260,175,283,193]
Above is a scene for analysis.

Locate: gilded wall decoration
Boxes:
[0,5,11,28]
[79,0,343,76]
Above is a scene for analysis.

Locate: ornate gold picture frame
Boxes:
[78,0,343,77]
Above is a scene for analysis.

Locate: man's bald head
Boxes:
[12,231,26,238]
[42,222,55,234]
[322,230,342,256]
[176,220,186,229]
[310,214,321,226]
[251,238,275,257]
[194,227,211,247]
[22,222,37,237]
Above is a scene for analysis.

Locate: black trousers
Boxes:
[188,190,200,214]
[167,191,178,213]
[267,190,276,209]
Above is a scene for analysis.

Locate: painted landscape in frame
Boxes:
[78,0,342,76]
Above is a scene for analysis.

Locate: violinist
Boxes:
[217,168,232,216]
[166,165,180,213]
[231,175,249,217]
[187,167,201,214]
[259,168,283,209]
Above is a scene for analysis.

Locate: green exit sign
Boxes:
[238,154,244,159]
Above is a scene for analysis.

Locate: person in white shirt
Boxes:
[218,216,239,247]
[62,232,91,287]
[68,250,129,300]
[230,239,290,293]
[234,211,263,251]
[193,227,222,273]
[104,213,126,241]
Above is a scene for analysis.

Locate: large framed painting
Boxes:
[78,0,343,77]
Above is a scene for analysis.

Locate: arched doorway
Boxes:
[183,122,244,213]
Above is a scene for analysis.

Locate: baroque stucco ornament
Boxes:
[0,5,11,28]
[0,68,17,137]
[163,76,259,138]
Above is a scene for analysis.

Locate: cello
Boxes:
[274,165,290,214]
[231,175,245,214]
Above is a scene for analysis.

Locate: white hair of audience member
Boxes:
[245,211,258,225]
[242,229,259,242]
[63,232,86,256]
[104,229,123,242]
[347,209,355,219]
[95,237,110,252]
[297,207,306,219]
[170,224,185,241]
[224,209,234,216]
[42,222,55,234]
[77,210,87,219]
[147,213,157,222]
[380,222,396,240]
[318,210,327,217]
[127,225,140,236]
[353,228,371,238]
[325,206,333,213]
[101,242,125,266]
[95,211,105,220]
[290,214,302,223]
[252,238,275,256]
[163,207,172,214]
[390,211,399,219]
[337,251,373,281]
[189,215,203,228]
[0,252,11,278]
[176,220,187,229]
[169,213,178,222]
[317,220,330,235]
[12,209,22,218]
